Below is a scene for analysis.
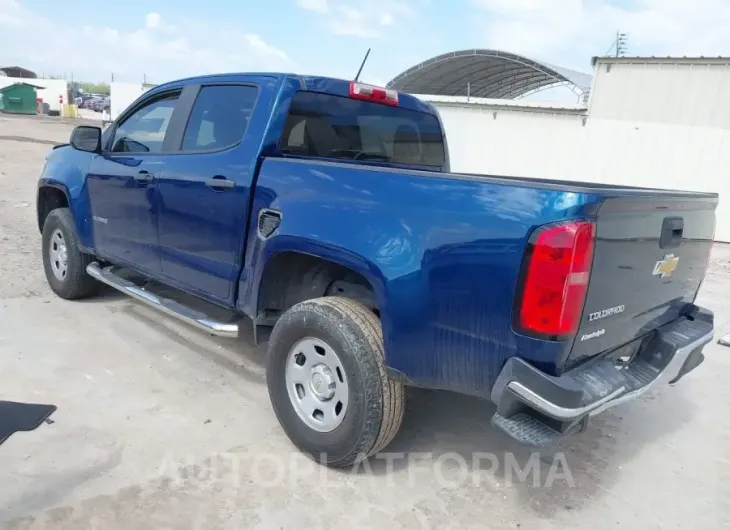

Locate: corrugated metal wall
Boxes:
[430,57,730,241]
[590,59,730,127]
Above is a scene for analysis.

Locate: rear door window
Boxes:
[182,85,258,151]
[279,91,446,168]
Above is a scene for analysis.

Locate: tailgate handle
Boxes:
[660,216,683,248]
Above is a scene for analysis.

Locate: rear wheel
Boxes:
[266,297,405,467]
[42,208,100,300]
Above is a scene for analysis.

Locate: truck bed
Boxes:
[248,157,718,393]
[458,171,719,198]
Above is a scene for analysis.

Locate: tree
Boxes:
[73,82,110,95]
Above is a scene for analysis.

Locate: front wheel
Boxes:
[42,208,100,300]
[266,297,405,467]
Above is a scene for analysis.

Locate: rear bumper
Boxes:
[490,308,714,446]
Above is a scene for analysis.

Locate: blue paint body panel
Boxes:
[36,71,716,399]
[87,155,165,274]
[38,147,96,250]
[154,75,281,306]
[240,158,601,394]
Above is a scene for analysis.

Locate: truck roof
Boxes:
[150,72,440,117]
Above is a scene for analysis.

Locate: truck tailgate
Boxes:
[566,194,717,368]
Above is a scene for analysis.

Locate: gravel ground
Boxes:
[0,114,728,529]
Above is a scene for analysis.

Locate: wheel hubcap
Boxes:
[48,228,68,281]
[285,337,349,433]
[310,364,336,400]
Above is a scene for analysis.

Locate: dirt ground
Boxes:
[0,113,728,529]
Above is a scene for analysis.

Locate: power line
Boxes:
[604,31,629,57]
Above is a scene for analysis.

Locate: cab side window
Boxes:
[111,93,179,153]
[181,85,258,152]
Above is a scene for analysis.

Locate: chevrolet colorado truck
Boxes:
[37,73,716,466]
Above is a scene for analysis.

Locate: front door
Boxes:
[87,91,181,274]
[155,82,263,305]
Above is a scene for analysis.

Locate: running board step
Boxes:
[86,262,239,338]
[490,413,564,447]
[491,412,588,447]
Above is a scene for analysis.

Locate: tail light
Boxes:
[349,82,399,106]
[515,220,595,339]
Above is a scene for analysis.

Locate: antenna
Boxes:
[354,48,371,82]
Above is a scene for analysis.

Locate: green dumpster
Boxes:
[0,82,44,115]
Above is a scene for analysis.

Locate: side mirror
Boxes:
[70,126,102,152]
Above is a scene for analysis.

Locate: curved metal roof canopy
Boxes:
[386,49,592,99]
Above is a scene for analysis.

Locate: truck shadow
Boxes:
[74,284,126,303]
[119,304,267,385]
[349,386,696,518]
[78,284,268,384]
[76,285,697,517]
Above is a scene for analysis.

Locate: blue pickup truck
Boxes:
[37,73,716,466]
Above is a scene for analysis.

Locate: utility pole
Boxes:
[616,31,628,57]
[605,32,629,57]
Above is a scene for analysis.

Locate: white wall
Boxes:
[426,57,730,241]
[110,82,154,120]
[436,104,586,179]
[589,58,730,127]
[0,77,68,112]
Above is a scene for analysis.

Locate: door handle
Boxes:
[135,170,153,183]
[205,176,235,190]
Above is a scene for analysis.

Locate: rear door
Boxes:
[567,194,717,367]
[87,90,181,274]
[155,79,272,306]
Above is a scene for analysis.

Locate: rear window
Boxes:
[279,91,446,168]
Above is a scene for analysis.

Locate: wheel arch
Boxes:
[37,178,95,251]
[37,183,71,233]
[254,245,387,318]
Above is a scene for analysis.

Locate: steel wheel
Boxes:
[285,337,349,433]
[48,228,68,281]
[41,208,100,300]
[267,297,406,466]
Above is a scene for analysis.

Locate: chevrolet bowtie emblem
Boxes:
[653,254,679,278]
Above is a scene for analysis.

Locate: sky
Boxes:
[2,0,730,89]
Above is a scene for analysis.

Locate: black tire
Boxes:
[266,296,405,467]
[42,208,100,300]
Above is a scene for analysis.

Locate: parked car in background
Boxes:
[76,94,105,110]
[87,96,109,112]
